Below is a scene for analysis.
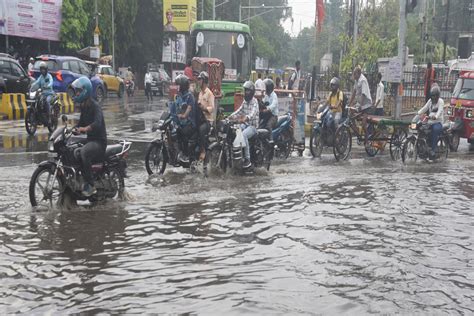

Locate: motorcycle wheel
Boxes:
[333,125,352,161]
[145,143,167,175]
[47,105,59,133]
[389,128,407,161]
[208,145,227,173]
[107,167,125,200]
[25,108,37,136]
[29,164,63,208]
[449,133,460,152]
[436,136,449,161]
[401,137,417,164]
[310,129,323,158]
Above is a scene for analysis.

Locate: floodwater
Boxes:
[0,149,473,314]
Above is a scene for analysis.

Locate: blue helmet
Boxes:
[71,77,92,103]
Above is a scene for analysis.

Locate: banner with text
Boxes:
[0,0,63,41]
[163,0,196,32]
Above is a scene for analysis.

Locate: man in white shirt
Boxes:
[28,58,34,73]
[349,66,372,143]
[254,73,265,91]
[375,72,384,116]
[289,60,301,90]
[144,70,153,101]
[417,85,444,159]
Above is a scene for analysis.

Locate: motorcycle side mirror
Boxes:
[61,115,68,123]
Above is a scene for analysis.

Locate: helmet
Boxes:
[330,77,340,90]
[197,71,209,84]
[263,78,274,95]
[243,81,255,102]
[71,77,92,103]
[175,74,190,93]
[430,85,440,98]
[39,61,48,75]
[29,57,34,62]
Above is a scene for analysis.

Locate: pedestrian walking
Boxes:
[254,73,265,91]
[288,60,302,90]
[144,70,153,102]
[375,72,384,116]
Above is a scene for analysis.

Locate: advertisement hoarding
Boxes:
[162,34,186,64]
[163,0,196,32]
[0,0,63,41]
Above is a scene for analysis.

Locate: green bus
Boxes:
[190,21,252,112]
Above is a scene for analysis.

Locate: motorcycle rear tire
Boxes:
[449,133,460,152]
[25,109,37,136]
[333,125,352,161]
[145,143,167,175]
[310,129,323,158]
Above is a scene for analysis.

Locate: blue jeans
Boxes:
[42,94,52,114]
[241,124,257,160]
[431,122,442,152]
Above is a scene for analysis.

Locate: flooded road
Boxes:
[0,95,473,314]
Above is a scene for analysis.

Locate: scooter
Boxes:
[272,112,293,159]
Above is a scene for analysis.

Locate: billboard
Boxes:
[162,34,186,64]
[163,0,196,32]
[0,0,63,41]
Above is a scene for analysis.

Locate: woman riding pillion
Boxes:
[228,81,259,169]
[71,77,108,197]
[416,85,444,159]
[30,61,55,115]
[197,71,216,162]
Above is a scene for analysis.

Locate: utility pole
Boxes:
[395,0,407,119]
[353,0,358,44]
[111,0,115,70]
[212,0,215,20]
[442,0,450,63]
[93,0,100,60]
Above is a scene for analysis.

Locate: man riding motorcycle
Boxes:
[126,67,135,91]
[72,77,107,197]
[416,85,444,159]
[170,74,198,163]
[197,71,215,162]
[30,61,55,115]
[260,78,278,132]
[228,81,259,168]
[327,77,344,125]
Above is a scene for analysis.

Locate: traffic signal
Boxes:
[406,0,417,13]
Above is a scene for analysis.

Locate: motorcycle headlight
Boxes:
[447,107,452,116]
[410,123,417,130]
[48,140,54,152]
[466,110,473,119]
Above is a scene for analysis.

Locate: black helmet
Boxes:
[263,78,274,95]
[330,77,340,90]
[243,81,255,102]
[175,74,190,94]
[430,85,440,98]
[197,71,209,84]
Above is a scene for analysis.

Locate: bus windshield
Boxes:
[193,30,251,82]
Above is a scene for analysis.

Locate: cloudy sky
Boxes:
[283,0,316,37]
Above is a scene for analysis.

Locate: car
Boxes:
[31,55,106,103]
[0,53,33,94]
[97,65,125,98]
[150,68,171,96]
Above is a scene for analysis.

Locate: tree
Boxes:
[59,0,90,51]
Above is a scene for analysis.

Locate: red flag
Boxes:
[315,0,325,32]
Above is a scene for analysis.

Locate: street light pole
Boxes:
[395,0,407,120]
[111,0,115,70]
[212,0,216,20]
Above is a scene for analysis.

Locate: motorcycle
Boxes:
[29,115,131,208]
[310,104,337,157]
[272,112,293,159]
[402,114,449,163]
[25,89,61,135]
[145,111,204,175]
[125,80,134,97]
[208,119,274,173]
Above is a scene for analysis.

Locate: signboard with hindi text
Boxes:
[163,0,197,32]
[0,0,63,41]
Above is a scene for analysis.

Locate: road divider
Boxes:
[1,133,49,149]
[0,92,75,120]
